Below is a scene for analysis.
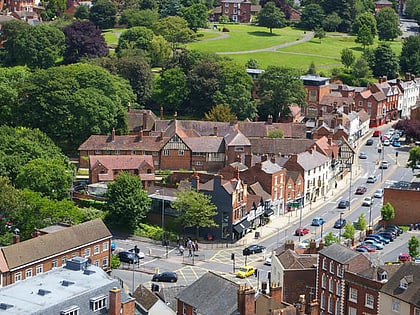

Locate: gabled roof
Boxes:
[183,136,224,153]
[249,138,315,156]
[318,243,360,265]
[89,155,154,171]
[296,150,330,171]
[1,219,111,271]
[224,127,251,146]
[260,160,283,174]
[176,271,239,315]
[248,182,271,200]
[313,136,339,159]
[357,109,370,123]
[277,249,317,269]
[78,134,166,152]
[133,285,159,311]
[127,108,157,132]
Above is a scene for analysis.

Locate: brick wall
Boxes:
[383,188,420,225]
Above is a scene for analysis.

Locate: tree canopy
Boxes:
[400,36,420,76]
[300,3,325,30]
[373,43,399,79]
[352,12,377,35]
[381,202,395,223]
[258,1,286,33]
[376,7,402,41]
[355,24,375,48]
[341,48,356,68]
[152,16,195,51]
[408,236,420,259]
[181,3,208,31]
[407,146,420,171]
[89,0,117,29]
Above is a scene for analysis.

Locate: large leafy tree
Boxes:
[0,20,30,66]
[152,16,195,51]
[258,1,286,33]
[408,236,420,259]
[116,26,154,57]
[105,172,151,232]
[300,3,325,30]
[171,189,217,239]
[120,9,159,27]
[74,5,90,20]
[322,12,342,32]
[89,0,117,29]
[150,35,172,67]
[352,56,372,78]
[355,24,375,49]
[15,63,133,152]
[400,36,420,76]
[376,7,402,41]
[63,20,108,64]
[204,104,235,122]
[15,158,72,201]
[2,23,64,69]
[373,43,399,79]
[160,0,183,17]
[407,146,420,171]
[181,3,208,31]
[257,66,306,122]
[352,12,377,35]
[319,0,356,32]
[381,202,395,225]
[341,48,356,68]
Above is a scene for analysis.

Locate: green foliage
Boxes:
[89,0,117,29]
[257,1,286,33]
[352,56,372,78]
[204,104,236,122]
[171,189,217,239]
[324,231,339,246]
[400,36,420,76]
[117,26,154,56]
[352,12,377,35]
[120,9,159,27]
[375,7,402,41]
[408,236,420,259]
[181,3,208,31]
[153,67,188,112]
[355,213,367,230]
[322,12,342,32]
[74,5,90,20]
[381,202,395,222]
[268,129,284,138]
[307,61,317,75]
[407,146,420,170]
[105,172,151,232]
[355,24,374,48]
[152,16,195,51]
[136,223,163,240]
[342,222,355,239]
[314,27,326,42]
[341,48,355,68]
[373,43,399,79]
[300,3,325,30]
[218,15,230,23]
[246,58,261,69]
[150,35,172,67]
[110,254,121,269]
[405,0,420,17]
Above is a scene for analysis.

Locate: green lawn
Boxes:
[102,29,124,46]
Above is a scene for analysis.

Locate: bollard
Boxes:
[155,267,159,274]
[148,248,152,256]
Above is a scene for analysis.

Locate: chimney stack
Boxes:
[111,128,115,142]
[213,125,218,136]
[109,287,121,315]
[261,155,268,162]
[237,285,256,315]
[143,111,148,130]
[284,239,295,250]
[269,282,283,304]
[267,115,273,125]
[139,128,143,141]
[174,112,177,121]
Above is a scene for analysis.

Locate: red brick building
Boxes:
[211,0,260,23]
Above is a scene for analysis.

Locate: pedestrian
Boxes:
[194,241,198,251]
[188,247,192,257]
[178,245,184,256]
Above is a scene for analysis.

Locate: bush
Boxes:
[222,27,230,32]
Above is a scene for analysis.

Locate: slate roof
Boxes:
[380,263,420,305]
[277,249,318,269]
[261,160,283,174]
[248,182,271,200]
[313,136,339,159]
[356,263,401,282]
[319,95,354,107]
[127,108,157,132]
[0,219,111,271]
[89,155,154,171]
[157,286,187,312]
[133,285,159,311]
[357,109,370,123]
[318,243,360,265]
[296,150,330,171]
[249,138,315,156]
[224,128,251,146]
[176,271,239,315]
[183,136,224,153]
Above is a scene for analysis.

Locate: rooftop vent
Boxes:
[61,280,75,287]
[0,303,13,310]
[38,289,51,296]
[65,257,89,271]
[83,269,96,275]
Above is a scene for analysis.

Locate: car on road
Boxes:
[333,218,346,229]
[414,257,420,264]
[337,200,349,209]
[118,251,139,264]
[236,265,255,278]
[311,217,325,226]
[264,256,272,266]
[362,197,373,206]
[359,152,368,159]
[373,130,381,137]
[295,226,310,236]
[374,189,384,198]
[392,140,401,147]
[361,239,384,250]
[152,271,178,282]
[298,239,310,249]
[383,139,390,146]
[379,161,390,169]
[355,186,367,195]
[367,175,377,183]
[398,253,411,262]
[366,139,374,146]
[243,244,266,256]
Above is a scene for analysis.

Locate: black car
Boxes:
[118,251,139,264]
[378,231,395,241]
[366,139,374,146]
[333,218,346,228]
[386,225,403,235]
[337,200,349,209]
[152,271,178,283]
[243,244,266,256]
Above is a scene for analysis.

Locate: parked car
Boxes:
[118,251,139,264]
[311,217,325,226]
[364,236,384,246]
[152,271,178,282]
[368,234,390,244]
[366,139,374,145]
[333,218,346,229]
[414,257,420,264]
[378,231,395,241]
[379,161,390,169]
[384,226,400,237]
[362,197,374,206]
[264,256,272,266]
[392,140,401,147]
[398,253,411,262]
[361,239,384,250]
[298,239,310,249]
[295,226,310,236]
[373,130,381,137]
[373,189,384,198]
[236,266,255,278]
[367,175,377,183]
[356,245,376,252]
[359,152,368,159]
[387,225,403,235]
[243,244,266,256]
[337,200,349,209]
[355,186,367,195]
[383,139,390,146]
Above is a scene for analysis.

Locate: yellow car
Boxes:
[236,265,255,278]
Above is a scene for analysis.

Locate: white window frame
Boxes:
[36,264,43,275]
[322,257,327,270]
[61,306,80,315]
[329,261,334,274]
[94,260,100,267]
[235,146,244,152]
[94,245,100,255]
[52,260,58,268]
[90,295,107,311]
[84,248,91,258]
[349,287,357,303]
[26,268,32,278]
[163,149,170,156]
[328,295,333,313]
[103,241,109,252]
[321,274,326,288]
[336,281,341,296]
[178,149,184,156]
[102,257,108,268]
[329,278,334,293]
[392,299,400,312]
[348,307,357,315]
[14,272,22,282]
[365,293,374,309]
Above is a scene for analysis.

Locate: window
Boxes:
[367,102,372,108]
[358,101,363,107]
[114,150,120,155]
[348,307,357,315]
[84,248,91,257]
[337,265,343,277]
[94,260,100,267]
[336,281,341,296]
[14,272,22,282]
[61,306,80,315]
[321,274,326,288]
[36,265,43,275]
[328,295,333,313]
[103,242,109,252]
[90,295,107,311]
[52,260,58,268]
[182,303,187,315]
[309,90,317,101]
[224,2,228,6]
[62,257,67,265]
[235,146,244,152]
[102,257,108,268]
[320,292,325,310]
[335,300,341,314]
[322,258,327,270]
[414,307,420,315]
[163,149,170,156]
[233,8,237,13]
[349,287,357,302]
[131,150,136,155]
[225,8,229,13]
[392,299,400,312]
[178,149,184,156]
[329,278,334,293]
[152,151,158,156]
[329,261,335,274]
[25,269,32,278]
[94,150,101,154]
[365,293,374,309]
[94,245,100,255]
[193,161,203,166]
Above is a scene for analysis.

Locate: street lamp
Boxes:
[339,212,344,243]
[298,203,303,243]
[157,189,167,258]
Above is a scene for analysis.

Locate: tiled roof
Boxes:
[318,243,360,265]
[246,194,263,211]
[373,91,386,101]
[89,155,154,171]
[277,249,317,269]
[127,108,157,132]
[133,285,159,311]
[1,219,111,271]
[183,136,224,152]
[224,128,251,146]
[296,150,330,170]
[248,182,271,200]
[249,138,314,155]
[261,160,283,174]
[78,134,166,152]
[357,109,370,123]
[319,95,354,107]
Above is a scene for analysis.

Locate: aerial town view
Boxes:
[0,0,420,313]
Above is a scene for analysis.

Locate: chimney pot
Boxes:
[214,125,218,136]
[111,128,115,141]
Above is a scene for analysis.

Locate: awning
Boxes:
[264,208,274,217]
[233,220,250,234]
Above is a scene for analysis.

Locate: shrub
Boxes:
[222,27,230,32]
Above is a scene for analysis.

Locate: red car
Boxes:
[398,253,411,262]
[355,186,367,195]
[295,227,309,236]
[356,245,376,252]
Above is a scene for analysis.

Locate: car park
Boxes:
[364,236,384,245]
[392,140,401,147]
[373,189,384,198]
[356,245,376,252]
[361,239,384,250]
[295,226,310,236]
[378,231,395,241]
[337,200,350,209]
[367,175,377,183]
[243,244,266,256]
[333,218,346,228]
[368,234,390,244]
[362,197,373,206]
[366,139,374,145]
[379,161,390,169]
[398,253,411,262]
[355,186,367,195]
[311,217,325,226]
[383,228,398,238]
[359,152,368,159]
[152,271,178,282]
[118,251,139,264]
[236,266,255,278]
[383,139,390,146]
[387,225,403,235]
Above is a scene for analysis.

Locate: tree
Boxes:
[314,27,326,42]
[74,4,90,20]
[405,0,420,17]
[258,1,286,34]
[400,35,420,76]
[152,16,195,51]
[160,0,183,17]
[355,24,375,48]
[171,189,217,239]
[41,0,66,20]
[341,48,355,68]
[351,12,377,36]
[181,3,208,31]
[342,223,355,240]
[204,104,235,122]
[257,66,306,122]
[300,3,325,30]
[89,0,117,29]
[150,35,172,67]
[376,7,402,41]
[116,26,154,57]
[105,172,151,232]
[15,158,72,200]
[373,43,399,79]
[153,67,188,113]
[0,20,30,67]
[352,56,372,78]
[319,0,356,32]
[268,129,284,138]
[355,213,367,230]
[246,58,261,69]
[407,146,420,170]
[412,4,420,25]
[120,9,159,27]
[307,61,317,75]
[408,236,420,259]
[381,202,395,226]
[324,231,340,246]
[322,12,342,32]
[63,20,108,64]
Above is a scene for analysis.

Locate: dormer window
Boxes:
[378,270,387,281]
[399,279,408,290]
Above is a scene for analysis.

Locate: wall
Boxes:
[383,188,420,225]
